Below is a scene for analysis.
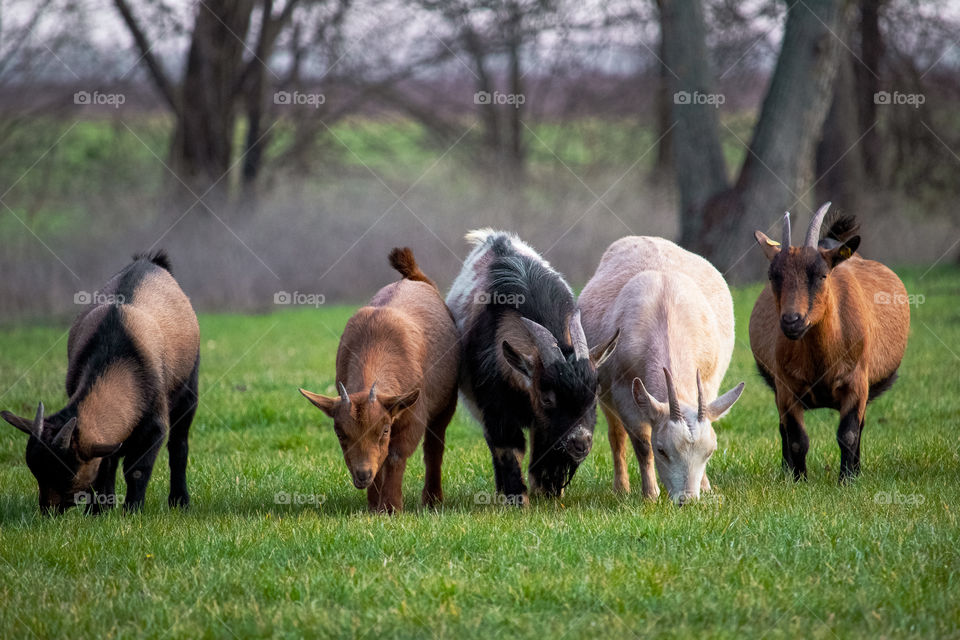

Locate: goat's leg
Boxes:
[776,389,809,481]
[483,410,527,506]
[603,404,630,494]
[837,386,868,483]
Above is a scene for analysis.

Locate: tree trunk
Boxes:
[652,28,674,181]
[815,51,865,213]
[856,0,885,183]
[170,0,255,208]
[659,0,729,247]
[665,0,852,281]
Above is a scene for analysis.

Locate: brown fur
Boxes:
[300,249,459,513]
[750,233,910,482]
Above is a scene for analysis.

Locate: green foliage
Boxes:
[0,268,957,638]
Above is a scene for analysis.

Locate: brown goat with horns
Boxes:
[750,203,910,482]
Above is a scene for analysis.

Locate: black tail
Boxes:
[823,213,860,244]
[133,250,172,273]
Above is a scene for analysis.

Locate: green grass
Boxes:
[0,267,958,638]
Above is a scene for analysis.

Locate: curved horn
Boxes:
[568,310,589,361]
[520,317,565,367]
[782,212,792,248]
[337,381,350,405]
[53,416,76,450]
[663,368,683,422]
[805,201,832,247]
[33,401,45,437]
[368,381,377,404]
[696,370,706,423]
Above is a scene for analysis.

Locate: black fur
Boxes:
[822,213,860,243]
[463,234,599,500]
[132,250,172,274]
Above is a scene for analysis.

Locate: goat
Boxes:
[2,251,200,513]
[446,230,619,505]
[299,248,459,513]
[750,203,910,482]
[579,236,744,504]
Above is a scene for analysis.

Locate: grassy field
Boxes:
[0,266,958,638]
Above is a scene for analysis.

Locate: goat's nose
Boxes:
[781,312,802,326]
[354,468,373,487]
[568,431,593,460]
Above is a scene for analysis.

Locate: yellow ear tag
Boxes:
[838,246,851,259]
[765,239,781,247]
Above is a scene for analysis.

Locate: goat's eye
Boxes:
[382,424,390,436]
[541,394,556,409]
[657,448,668,460]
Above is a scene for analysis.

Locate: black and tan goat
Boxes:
[2,252,200,513]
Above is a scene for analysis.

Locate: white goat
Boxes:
[578,236,745,504]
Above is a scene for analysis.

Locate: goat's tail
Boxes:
[823,213,860,244]
[389,247,437,290]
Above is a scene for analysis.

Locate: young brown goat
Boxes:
[299,248,459,513]
[750,203,910,482]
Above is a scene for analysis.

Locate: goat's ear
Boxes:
[754,231,781,261]
[706,382,745,421]
[821,235,860,269]
[631,377,668,422]
[299,388,339,417]
[380,389,420,418]
[590,328,620,369]
[502,340,535,384]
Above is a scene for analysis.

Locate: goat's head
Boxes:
[754,203,860,340]
[2,402,116,513]
[632,370,744,505]
[500,311,619,468]
[300,382,420,489]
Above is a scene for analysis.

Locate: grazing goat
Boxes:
[299,248,459,513]
[2,252,200,513]
[579,237,744,504]
[446,230,619,505]
[750,203,910,482]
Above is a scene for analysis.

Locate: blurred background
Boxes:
[0,0,958,320]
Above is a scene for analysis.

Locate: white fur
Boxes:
[578,236,743,504]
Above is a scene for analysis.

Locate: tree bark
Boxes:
[664,0,852,281]
[856,0,885,183]
[815,51,865,213]
[659,0,729,247]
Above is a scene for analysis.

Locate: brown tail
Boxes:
[389,247,437,289]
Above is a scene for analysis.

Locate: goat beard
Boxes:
[528,445,579,496]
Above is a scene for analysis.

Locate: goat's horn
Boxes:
[337,382,350,405]
[53,417,76,450]
[368,382,377,404]
[663,368,683,423]
[33,402,45,438]
[696,370,706,423]
[782,212,792,248]
[805,202,832,247]
[568,310,589,361]
[520,317,565,367]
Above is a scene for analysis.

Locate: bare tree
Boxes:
[661,0,852,280]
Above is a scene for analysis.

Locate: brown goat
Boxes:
[299,248,459,513]
[750,203,910,482]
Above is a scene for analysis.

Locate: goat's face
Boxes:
[632,371,744,505]
[2,405,103,514]
[300,385,419,489]
[501,315,619,465]
[755,208,860,340]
